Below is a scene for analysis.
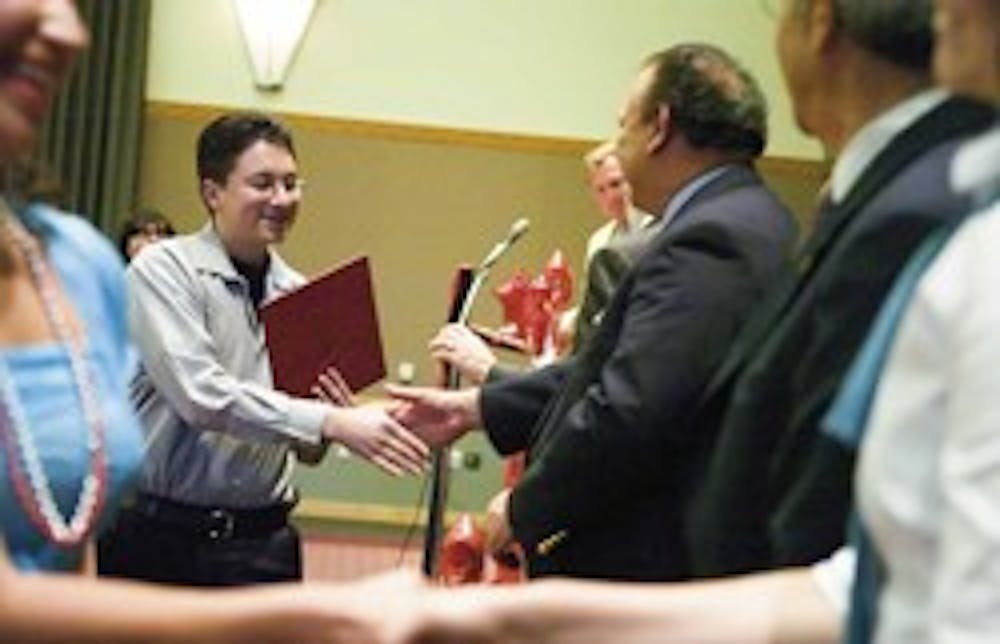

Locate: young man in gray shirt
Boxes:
[99,113,428,586]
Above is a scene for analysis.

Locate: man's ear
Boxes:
[646,103,671,155]
[806,0,837,56]
[201,178,222,213]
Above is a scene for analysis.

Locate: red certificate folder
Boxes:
[261,256,386,396]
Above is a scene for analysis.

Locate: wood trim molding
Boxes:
[145,99,826,179]
[145,100,593,156]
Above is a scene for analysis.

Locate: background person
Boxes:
[432,144,653,386]
[571,142,655,351]
[116,207,176,262]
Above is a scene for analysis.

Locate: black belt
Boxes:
[128,493,293,541]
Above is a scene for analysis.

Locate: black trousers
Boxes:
[97,498,302,587]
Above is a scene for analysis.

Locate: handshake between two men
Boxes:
[314,322,514,557]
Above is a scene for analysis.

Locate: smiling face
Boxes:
[202,139,301,264]
[0,0,87,161]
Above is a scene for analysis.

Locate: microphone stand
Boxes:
[422,241,516,578]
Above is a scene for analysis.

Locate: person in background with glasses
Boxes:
[97,112,429,587]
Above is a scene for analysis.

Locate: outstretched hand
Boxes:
[385,384,481,448]
[323,404,430,476]
[295,366,355,466]
[377,584,508,644]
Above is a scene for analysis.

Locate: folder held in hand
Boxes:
[260,256,386,397]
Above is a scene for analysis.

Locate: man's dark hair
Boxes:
[196,112,296,184]
[642,43,768,159]
[832,0,933,72]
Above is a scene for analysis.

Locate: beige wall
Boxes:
[147,0,823,160]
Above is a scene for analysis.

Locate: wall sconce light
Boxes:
[234,0,317,91]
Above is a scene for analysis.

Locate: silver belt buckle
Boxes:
[207,508,236,540]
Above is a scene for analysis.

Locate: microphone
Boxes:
[423,216,529,579]
[478,217,530,272]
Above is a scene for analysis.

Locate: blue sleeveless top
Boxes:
[0,204,144,572]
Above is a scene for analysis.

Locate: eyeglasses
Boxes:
[244,174,306,197]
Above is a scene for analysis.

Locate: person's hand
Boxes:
[483,489,513,557]
[322,404,429,476]
[311,365,355,407]
[385,384,481,447]
[354,567,431,595]
[381,586,506,644]
[430,324,498,385]
[296,367,355,465]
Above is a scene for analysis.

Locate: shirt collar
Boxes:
[661,164,734,224]
[189,223,300,293]
[951,121,1000,210]
[830,89,948,204]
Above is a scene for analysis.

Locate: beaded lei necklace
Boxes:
[0,212,107,548]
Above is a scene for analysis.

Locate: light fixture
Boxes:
[234,0,317,91]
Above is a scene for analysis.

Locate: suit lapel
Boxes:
[699,97,995,405]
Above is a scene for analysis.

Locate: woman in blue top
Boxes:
[0,201,145,573]
[0,2,393,641]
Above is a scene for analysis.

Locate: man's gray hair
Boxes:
[834,0,933,71]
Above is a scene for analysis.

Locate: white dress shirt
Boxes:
[830,90,948,204]
[812,545,858,617]
[858,126,1000,644]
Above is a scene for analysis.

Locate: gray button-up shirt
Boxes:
[127,224,329,507]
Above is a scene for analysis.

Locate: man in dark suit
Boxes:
[685,0,995,578]
[391,43,795,581]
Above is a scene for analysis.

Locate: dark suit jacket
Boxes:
[480,164,795,581]
[686,97,996,578]
[572,226,654,352]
